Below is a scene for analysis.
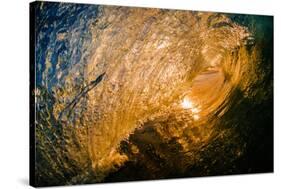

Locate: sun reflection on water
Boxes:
[181,98,200,120]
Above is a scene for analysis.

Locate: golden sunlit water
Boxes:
[32,2,273,186]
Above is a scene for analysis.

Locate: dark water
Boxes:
[31,1,273,186]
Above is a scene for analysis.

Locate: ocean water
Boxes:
[32,1,273,186]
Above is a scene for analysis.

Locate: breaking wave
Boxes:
[33,2,273,186]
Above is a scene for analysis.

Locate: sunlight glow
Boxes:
[193,114,200,120]
[181,98,193,109]
[181,98,201,121]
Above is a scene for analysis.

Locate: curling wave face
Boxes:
[34,2,273,186]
